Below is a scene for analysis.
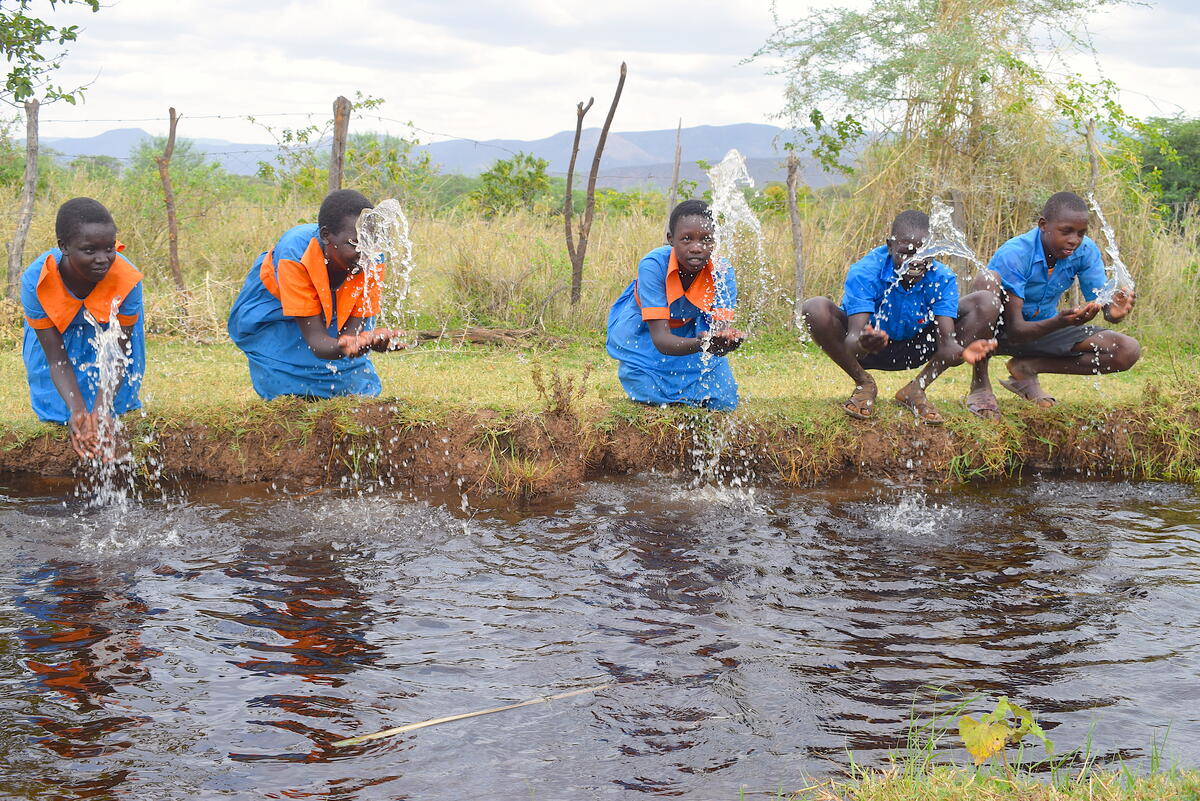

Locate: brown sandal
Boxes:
[843,384,877,420]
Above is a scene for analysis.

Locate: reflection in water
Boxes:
[0,477,1196,799]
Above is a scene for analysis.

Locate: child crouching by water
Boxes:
[227,189,408,400]
[20,197,145,459]
[802,210,1000,424]
[606,200,745,410]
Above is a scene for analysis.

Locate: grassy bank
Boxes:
[781,765,1200,799]
[1,332,1197,491]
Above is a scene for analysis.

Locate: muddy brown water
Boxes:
[0,474,1197,799]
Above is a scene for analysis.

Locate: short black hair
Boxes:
[318,189,373,234]
[55,197,115,243]
[668,199,713,237]
[890,209,929,241]
[1041,191,1089,222]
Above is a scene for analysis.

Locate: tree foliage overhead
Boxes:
[756,0,1124,170]
[1,0,99,104]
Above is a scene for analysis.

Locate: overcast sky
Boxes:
[22,0,1200,145]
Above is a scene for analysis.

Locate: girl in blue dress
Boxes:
[227,189,405,400]
[20,197,145,459]
[606,200,745,410]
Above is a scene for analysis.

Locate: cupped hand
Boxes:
[336,332,375,358]
[1060,301,1101,326]
[1107,289,1135,321]
[706,328,745,356]
[961,338,998,364]
[859,324,890,353]
[366,328,411,353]
[68,410,99,460]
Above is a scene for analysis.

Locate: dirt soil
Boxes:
[2,395,1197,496]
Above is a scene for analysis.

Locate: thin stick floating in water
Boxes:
[331,681,617,747]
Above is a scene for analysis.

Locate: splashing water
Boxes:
[77,300,137,510]
[1086,192,1135,305]
[356,198,417,338]
[872,489,963,537]
[705,150,771,336]
[902,196,984,274]
[873,197,983,334]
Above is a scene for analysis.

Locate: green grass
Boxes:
[0,329,1186,430]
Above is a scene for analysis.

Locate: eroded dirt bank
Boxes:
[1,387,1197,493]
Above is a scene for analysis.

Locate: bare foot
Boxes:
[895,383,944,425]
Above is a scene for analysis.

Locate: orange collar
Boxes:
[261,238,382,331]
[664,249,716,312]
[36,246,142,334]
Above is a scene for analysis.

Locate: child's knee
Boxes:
[801,297,837,328]
[1113,335,1141,371]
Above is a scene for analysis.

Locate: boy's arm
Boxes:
[1000,293,1099,344]
[845,312,888,354]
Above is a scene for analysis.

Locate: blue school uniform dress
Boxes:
[840,245,959,339]
[20,247,145,424]
[606,245,738,410]
[227,224,385,400]
[988,227,1106,321]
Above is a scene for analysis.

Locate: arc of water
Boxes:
[355,198,416,332]
[1085,192,1135,305]
[872,197,983,333]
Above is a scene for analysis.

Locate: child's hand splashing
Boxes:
[1105,289,1135,322]
[858,324,889,353]
[704,328,745,356]
[68,410,100,460]
[1058,301,1101,326]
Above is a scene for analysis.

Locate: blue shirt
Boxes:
[988,226,1106,322]
[840,245,958,341]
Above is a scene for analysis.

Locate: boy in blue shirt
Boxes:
[977,191,1138,408]
[802,210,999,424]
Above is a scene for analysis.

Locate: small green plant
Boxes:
[958,696,1053,773]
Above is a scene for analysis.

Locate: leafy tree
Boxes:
[344,132,438,209]
[2,0,100,104]
[755,0,1130,172]
[469,152,551,216]
[1140,116,1200,208]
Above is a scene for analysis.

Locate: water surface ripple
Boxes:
[0,475,1196,799]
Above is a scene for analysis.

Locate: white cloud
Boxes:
[23,0,1200,148]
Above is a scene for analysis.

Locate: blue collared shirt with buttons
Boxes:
[839,245,959,342]
[988,226,1107,322]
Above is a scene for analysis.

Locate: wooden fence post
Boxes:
[329,95,352,192]
[565,63,627,307]
[786,152,806,328]
[155,107,188,303]
[6,100,39,299]
[666,118,682,225]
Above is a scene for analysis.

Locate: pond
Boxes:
[0,474,1197,799]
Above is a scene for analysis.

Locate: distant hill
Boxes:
[37,123,850,190]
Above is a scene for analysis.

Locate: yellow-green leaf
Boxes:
[959,715,1011,766]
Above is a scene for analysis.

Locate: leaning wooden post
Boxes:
[329,95,352,192]
[786,152,806,328]
[563,96,594,304]
[155,107,188,303]
[567,62,627,307]
[666,118,682,223]
[6,100,39,299]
